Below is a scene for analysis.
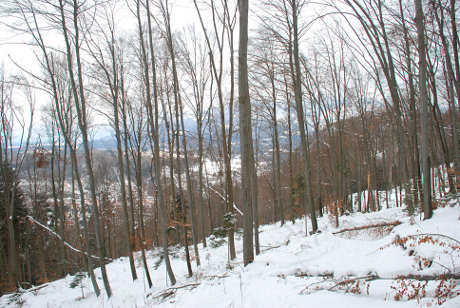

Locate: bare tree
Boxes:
[156,0,201,267]
[55,0,112,297]
[239,0,254,266]
[47,108,68,277]
[0,69,34,289]
[333,0,410,199]
[194,0,238,259]
[179,25,211,248]
[250,30,284,226]
[414,0,432,219]
[85,3,138,281]
[135,0,176,285]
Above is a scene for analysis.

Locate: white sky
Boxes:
[0,0,351,144]
[0,1,193,142]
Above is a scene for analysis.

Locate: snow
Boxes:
[1,198,459,307]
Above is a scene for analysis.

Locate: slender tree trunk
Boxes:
[124,80,153,287]
[315,127,323,217]
[161,82,180,246]
[110,61,138,282]
[58,0,112,296]
[250,131,260,255]
[136,167,153,288]
[414,0,432,219]
[58,137,68,276]
[239,0,254,266]
[121,92,137,251]
[197,121,207,248]
[37,29,101,294]
[50,125,66,277]
[291,0,318,233]
[399,0,420,204]
[193,0,236,259]
[138,0,176,285]
[179,100,201,266]
[171,71,193,276]
[286,85,295,223]
[273,95,284,225]
[69,143,100,297]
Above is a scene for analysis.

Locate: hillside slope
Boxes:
[1,198,459,307]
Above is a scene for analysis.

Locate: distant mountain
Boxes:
[23,116,302,153]
[91,134,118,150]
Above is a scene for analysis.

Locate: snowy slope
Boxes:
[1,199,459,307]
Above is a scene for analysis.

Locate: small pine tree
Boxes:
[212,212,236,237]
[222,212,236,233]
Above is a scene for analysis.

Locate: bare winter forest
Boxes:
[0,0,459,305]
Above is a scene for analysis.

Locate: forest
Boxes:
[0,0,459,303]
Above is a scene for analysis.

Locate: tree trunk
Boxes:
[193,0,236,260]
[414,0,432,219]
[239,0,254,266]
[111,59,138,282]
[137,0,176,285]
[291,0,318,233]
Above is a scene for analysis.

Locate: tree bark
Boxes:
[291,0,318,233]
[414,0,432,219]
[136,0,176,285]
[239,0,254,266]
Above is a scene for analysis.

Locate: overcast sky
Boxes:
[0,0,336,144]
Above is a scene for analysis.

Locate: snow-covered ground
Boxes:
[1,197,459,307]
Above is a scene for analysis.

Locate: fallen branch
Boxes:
[149,283,200,302]
[297,272,460,282]
[261,244,284,253]
[261,240,290,252]
[300,274,375,294]
[332,221,401,235]
[164,283,200,290]
[27,216,112,262]
[301,272,460,295]
[404,233,460,246]
[204,273,229,279]
[26,283,49,294]
[391,273,460,280]
[295,272,333,278]
[328,275,377,291]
